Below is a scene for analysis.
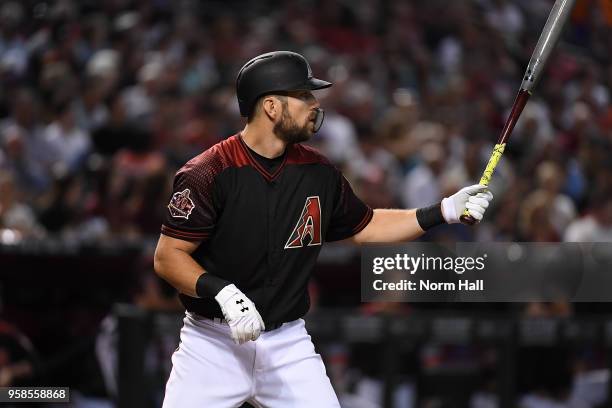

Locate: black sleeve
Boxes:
[161,168,220,241]
[326,169,373,242]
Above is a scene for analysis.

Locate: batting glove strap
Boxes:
[215,284,266,344]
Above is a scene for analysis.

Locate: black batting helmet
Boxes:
[236,51,332,117]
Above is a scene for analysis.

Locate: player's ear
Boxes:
[261,95,280,122]
[262,94,288,122]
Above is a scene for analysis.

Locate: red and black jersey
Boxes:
[161,134,373,325]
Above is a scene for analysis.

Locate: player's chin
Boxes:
[297,130,313,144]
[297,132,312,143]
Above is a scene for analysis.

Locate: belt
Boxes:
[197,315,284,332]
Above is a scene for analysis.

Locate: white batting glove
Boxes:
[441,184,493,224]
[214,284,265,345]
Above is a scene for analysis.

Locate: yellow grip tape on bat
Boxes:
[461,143,505,218]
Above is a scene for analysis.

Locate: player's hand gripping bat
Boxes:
[460,0,576,225]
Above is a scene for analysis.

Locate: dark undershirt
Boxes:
[246,145,286,173]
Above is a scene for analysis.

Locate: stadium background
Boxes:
[0,0,611,407]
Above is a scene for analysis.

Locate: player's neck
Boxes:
[241,123,287,159]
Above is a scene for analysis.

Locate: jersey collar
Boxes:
[237,133,289,182]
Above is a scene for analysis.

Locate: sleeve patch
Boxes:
[168,189,196,219]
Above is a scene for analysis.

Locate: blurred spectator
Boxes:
[104,126,168,237]
[121,57,163,121]
[400,122,448,208]
[0,170,42,239]
[91,94,134,156]
[519,161,576,240]
[0,2,28,79]
[73,77,110,132]
[0,89,54,194]
[484,0,525,41]
[37,173,87,235]
[564,188,612,242]
[43,99,91,175]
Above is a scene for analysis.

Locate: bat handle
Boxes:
[459,142,507,225]
[459,212,478,225]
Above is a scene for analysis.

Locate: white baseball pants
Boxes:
[162,312,340,408]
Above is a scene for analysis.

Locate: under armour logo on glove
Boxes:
[236,299,249,313]
[215,284,266,345]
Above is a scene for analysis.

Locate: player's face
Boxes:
[273,91,320,144]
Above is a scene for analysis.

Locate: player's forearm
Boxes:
[352,208,425,243]
[154,242,205,297]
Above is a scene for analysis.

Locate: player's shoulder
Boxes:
[176,134,244,180]
[287,143,334,167]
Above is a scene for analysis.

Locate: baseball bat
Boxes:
[460,0,576,225]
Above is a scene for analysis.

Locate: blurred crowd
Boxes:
[0,0,611,244]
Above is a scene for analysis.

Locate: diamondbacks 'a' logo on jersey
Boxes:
[285,196,322,249]
[168,189,195,219]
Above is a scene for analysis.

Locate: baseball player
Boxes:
[154,51,493,407]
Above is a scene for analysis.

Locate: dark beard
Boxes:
[273,109,312,144]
